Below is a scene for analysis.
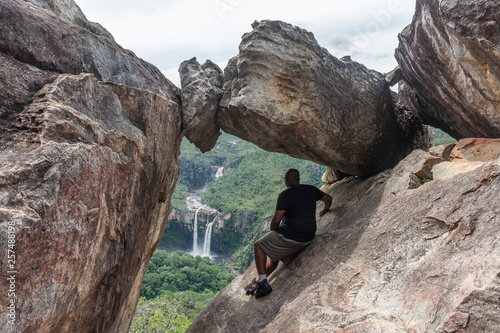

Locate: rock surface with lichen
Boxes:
[1,0,499,332]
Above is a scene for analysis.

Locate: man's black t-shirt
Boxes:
[275,184,325,242]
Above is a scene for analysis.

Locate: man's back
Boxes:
[275,184,325,242]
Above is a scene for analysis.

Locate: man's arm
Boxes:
[270,209,286,230]
[318,193,332,216]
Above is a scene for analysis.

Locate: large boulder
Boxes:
[188,139,500,332]
[0,0,182,332]
[179,57,223,152]
[182,20,430,177]
[395,0,500,139]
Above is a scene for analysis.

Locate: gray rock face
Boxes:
[24,0,114,40]
[217,20,429,177]
[187,139,500,333]
[179,58,223,152]
[0,1,182,332]
[395,0,500,139]
[0,0,179,101]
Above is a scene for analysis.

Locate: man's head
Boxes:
[285,169,300,187]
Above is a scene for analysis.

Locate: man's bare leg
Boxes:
[254,241,267,276]
[250,241,274,298]
[266,259,279,276]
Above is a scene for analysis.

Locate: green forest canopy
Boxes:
[131,250,236,332]
[141,250,235,299]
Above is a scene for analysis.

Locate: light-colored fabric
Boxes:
[257,230,311,264]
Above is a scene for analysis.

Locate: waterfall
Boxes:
[188,187,218,257]
[215,167,224,178]
[192,207,201,254]
[202,221,214,257]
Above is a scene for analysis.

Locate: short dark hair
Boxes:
[285,169,300,182]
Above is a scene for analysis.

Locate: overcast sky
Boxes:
[76,0,417,87]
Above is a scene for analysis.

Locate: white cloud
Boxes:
[76,0,416,87]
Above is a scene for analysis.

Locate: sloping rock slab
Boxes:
[395,0,500,139]
[451,138,500,162]
[188,142,500,332]
[218,20,429,177]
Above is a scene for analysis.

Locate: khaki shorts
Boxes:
[257,231,311,265]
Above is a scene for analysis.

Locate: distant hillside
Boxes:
[433,127,457,146]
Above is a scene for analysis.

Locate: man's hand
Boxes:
[318,193,332,217]
[270,210,286,230]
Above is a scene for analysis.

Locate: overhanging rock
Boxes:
[179,57,223,152]
[217,20,429,177]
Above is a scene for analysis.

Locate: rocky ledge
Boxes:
[1,0,499,331]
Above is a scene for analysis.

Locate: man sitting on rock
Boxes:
[245,168,332,298]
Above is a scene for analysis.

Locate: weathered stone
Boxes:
[179,57,222,152]
[432,160,488,181]
[442,312,470,333]
[411,153,445,182]
[218,20,430,177]
[432,139,500,180]
[450,138,500,162]
[24,0,114,40]
[0,1,183,332]
[163,207,219,252]
[188,141,500,333]
[202,59,224,89]
[321,167,350,184]
[385,66,403,87]
[430,138,500,180]
[421,216,451,240]
[1,1,499,333]
[395,0,500,139]
[384,149,428,195]
[396,81,447,134]
[429,143,456,161]
[0,72,183,333]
